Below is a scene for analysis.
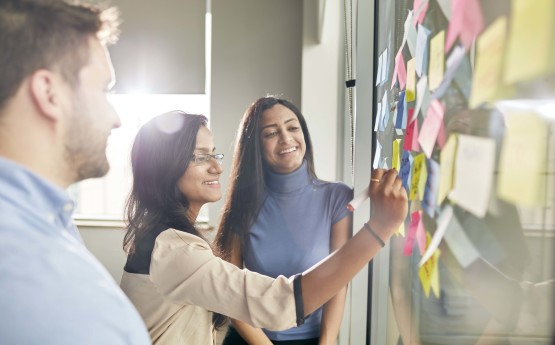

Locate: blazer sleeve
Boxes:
[149,229,298,331]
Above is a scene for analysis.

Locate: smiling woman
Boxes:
[215,97,353,344]
[69,94,209,222]
[118,109,408,345]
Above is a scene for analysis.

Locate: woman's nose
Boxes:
[208,158,223,174]
[279,132,293,143]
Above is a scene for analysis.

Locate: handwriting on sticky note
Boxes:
[419,232,441,298]
[410,153,426,200]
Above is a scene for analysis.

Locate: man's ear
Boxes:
[29,69,66,122]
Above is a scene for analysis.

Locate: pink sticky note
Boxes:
[446,0,484,51]
[436,121,446,149]
[459,0,484,50]
[416,212,426,255]
[446,0,464,51]
[418,100,445,158]
[397,52,407,90]
[413,0,429,26]
[403,109,420,152]
[403,211,421,256]
[391,47,407,90]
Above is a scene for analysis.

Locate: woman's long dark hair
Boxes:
[214,97,317,262]
[122,111,227,329]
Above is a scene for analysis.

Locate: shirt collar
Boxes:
[265,160,311,194]
[0,157,75,232]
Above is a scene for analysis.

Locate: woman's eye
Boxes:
[289,126,300,131]
[264,131,278,138]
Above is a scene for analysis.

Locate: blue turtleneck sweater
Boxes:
[243,161,353,341]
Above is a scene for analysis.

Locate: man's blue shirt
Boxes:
[0,157,150,344]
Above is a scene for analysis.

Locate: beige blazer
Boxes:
[121,229,297,345]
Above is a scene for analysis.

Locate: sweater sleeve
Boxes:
[330,182,354,225]
[149,229,298,331]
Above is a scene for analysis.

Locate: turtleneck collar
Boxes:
[265,160,311,194]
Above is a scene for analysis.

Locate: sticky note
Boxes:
[403,211,420,256]
[400,151,414,194]
[419,204,453,266]
[438,134,457,204]
[406,58,416,102]
[497,111,548,206]
[446,0,484,51]
[403,109,419,152]
[373,140,383,169]
[428,31,445,91]
[469,17,508,108]
[422,159,440,217]
[392,139,401,170]
[443,211,480,268]
[504,0,555,83]
[448,135,496,218]
[395,91,407,129]
[391,47,407,90]
[413,0,429,26]
[419,232,441,298]
[410,153,426,201]
[433,45,466,99]
[415,25,431,77]
[418,99,445,158]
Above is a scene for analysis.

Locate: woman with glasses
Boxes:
[216,96,352,345]
[120,110,408,345]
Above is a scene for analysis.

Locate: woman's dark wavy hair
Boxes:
[122,110,226,328]
[214,97,317,262]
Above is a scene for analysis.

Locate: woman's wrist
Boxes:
[363,222,385,247]
[365,218,393,246]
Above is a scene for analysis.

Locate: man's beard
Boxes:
[63,105,110,183]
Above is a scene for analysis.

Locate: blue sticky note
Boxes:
[422,159,440,218]
[399,150,413,193]
[454,54,472,100]
[373,141,383,169]
[395,91,406,129]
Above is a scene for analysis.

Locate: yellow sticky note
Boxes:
[438,134,457,204]
[396,221,406,237]
[504,0,555,83]
[497,111,548,206]
[392,139,401,170]
[469,17,508,108]
[410,153,426,200]
[406,58,416,102]
[419,232,441,298]
[428,30,445,91]
[418,159,428,201]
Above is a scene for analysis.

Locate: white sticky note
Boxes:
[415,25,431,77]
[449,135,496,218]
[419,204,453,266]
[443,210,480,268]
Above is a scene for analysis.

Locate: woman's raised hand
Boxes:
[367,168,408,242]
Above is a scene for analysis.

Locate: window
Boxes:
[69,94,210,226]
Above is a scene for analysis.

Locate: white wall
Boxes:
[80,227,126,282]
[302,0,345,183]
[208,0,303,227]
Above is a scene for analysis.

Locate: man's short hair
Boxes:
[0,0,120,111]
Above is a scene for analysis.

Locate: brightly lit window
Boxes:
[68,94,210,225]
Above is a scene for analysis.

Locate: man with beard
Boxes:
[0,1,150,344]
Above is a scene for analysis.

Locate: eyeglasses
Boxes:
[191,153,224,165]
